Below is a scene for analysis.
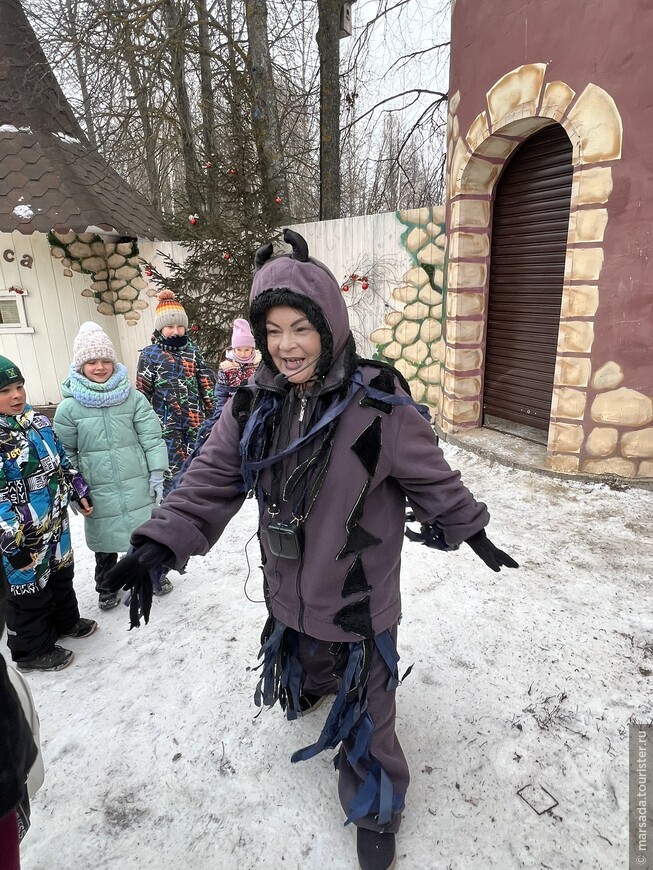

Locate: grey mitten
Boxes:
[148,470,165,505]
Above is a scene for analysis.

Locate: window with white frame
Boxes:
[0,288,33,333]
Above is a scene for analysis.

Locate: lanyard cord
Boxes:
[269,415,338,522]
[245,379,359,474]
[241,369,430,474]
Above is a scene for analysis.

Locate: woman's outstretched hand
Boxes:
[105,541,175,628]
[464,529,519,572]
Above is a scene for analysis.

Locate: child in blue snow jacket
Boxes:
[0,356,97,673]
[173,317,261,480]
[54,323,169,612]
[0,568,39,861]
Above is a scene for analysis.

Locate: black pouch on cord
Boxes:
[265,522,303,560]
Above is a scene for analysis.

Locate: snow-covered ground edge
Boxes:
[5,443,652,869]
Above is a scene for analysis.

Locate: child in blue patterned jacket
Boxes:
[0,355,96,672]
[136,290,215,496]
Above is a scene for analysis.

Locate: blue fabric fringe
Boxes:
[253,619,407,828]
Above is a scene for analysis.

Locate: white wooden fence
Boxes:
[0,212,419,405]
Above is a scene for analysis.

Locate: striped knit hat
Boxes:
[154,290,188,331]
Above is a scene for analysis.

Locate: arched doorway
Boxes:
[483,124,573,439]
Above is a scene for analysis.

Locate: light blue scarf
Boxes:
[66,363,132,408]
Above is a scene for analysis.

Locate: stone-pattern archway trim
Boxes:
[442,64,653,479]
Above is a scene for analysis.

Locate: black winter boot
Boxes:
[357,828,396,870]
[99,592,121,611]
[17,645,74,672]
[59,618,98,639]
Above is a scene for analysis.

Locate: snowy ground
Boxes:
[5,443,652,870]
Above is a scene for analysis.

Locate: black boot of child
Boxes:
[17,645,74,672]
[357,828,396,870]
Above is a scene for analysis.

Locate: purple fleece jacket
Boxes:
[134,247,489,642]
[135,368,488,642]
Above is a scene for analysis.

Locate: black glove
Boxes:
[7,548,34,569]
[105,541,174,629]
[69,494,93,515]
[405,522,460,552]
[465,529,519,572]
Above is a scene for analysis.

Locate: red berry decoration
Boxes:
[341,284,349,292]
[275,196,283,205]
[350,274,358,281]
[228,168,237,175]
[223,251,231,260]
[203,160,212,170]
[145,267,153,277]
[189,213,199,226]
[190,324,199,334]
[361,281,369,290]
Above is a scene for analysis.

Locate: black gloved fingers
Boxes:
[104,551,146,593]
[465,529,519,571]
[105,540,175,593]
[128,575,153,629]
[480,549,502,572]
[492,547,519,569]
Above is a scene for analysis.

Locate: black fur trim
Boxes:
[360,394,393,414]
[333,597,374,639]
[231,387,255,437]
[337,524,382,558]
[370,369,397,395]
[341,555,372,597]
[357,358,413,396]
[360,369,395,414]
[351,416,382,477]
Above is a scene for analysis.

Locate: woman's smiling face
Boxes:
[265,306,321,384]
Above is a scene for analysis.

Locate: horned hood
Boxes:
[249,229,352,383]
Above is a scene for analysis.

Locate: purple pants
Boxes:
[296,627,410,833]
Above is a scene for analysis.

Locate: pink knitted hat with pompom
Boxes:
[231,318,255,348]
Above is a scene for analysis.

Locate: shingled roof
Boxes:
[0,0,168,239]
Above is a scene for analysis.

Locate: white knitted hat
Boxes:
[72,322,117,370]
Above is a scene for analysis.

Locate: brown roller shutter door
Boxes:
[483,124,573,433]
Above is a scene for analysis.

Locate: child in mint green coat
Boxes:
[54,323,169,610]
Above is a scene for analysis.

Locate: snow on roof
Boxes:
[0,0,167,239]
[0,124,32,133]
[52,131,81,145]
[12,204,33,219]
